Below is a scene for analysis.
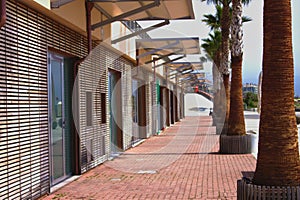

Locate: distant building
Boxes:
[243,83,258,95]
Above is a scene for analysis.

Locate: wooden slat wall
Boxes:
[77,45,135,173]
[0,0,88,199]
[0,1,186,199]
[121,64,133,150]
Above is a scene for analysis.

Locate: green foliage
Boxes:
[243,92,258,109]
[201,0,251,6]
[202,5,223,31]
[295,100,300,110]
[201,30,222,60]
[201,4,252,61]
[202,5,252,32]
[296,116,300,124]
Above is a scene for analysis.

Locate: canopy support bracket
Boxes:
[112,20,169,44]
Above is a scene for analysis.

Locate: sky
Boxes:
[139,0,300,95]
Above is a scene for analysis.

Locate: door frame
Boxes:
[108,69,123,152]
[132,79,140,142]
[47,50,80,186]
[48,52,67,185]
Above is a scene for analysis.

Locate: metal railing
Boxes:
[121,21,152,39]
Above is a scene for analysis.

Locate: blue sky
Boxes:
[140,0,300,95]
[242,0,300,88]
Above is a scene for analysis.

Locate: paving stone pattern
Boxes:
[43,116,256,200]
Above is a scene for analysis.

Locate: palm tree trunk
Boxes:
[212,62,219,125]
[228,55,245,135]
[220,0,230,135]
[221,73,230,135]
[220,0,230,76]
[227,0,246,136]
[213,51,222,126]
[253,0,300,186]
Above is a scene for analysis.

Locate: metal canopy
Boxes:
[166,62,204,81]
[91,0,194,29]
[111,20,170,44]
[178,72,207,85]
[51,0,74,8]
[167,62,204,71]
[136,37,200,58]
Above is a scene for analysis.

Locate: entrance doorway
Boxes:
[132,79,140,143]
[108,70,123,154]
[48,52,76,185]
[170,90,174,124]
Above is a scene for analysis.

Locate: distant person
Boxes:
[194,86,199,93]
[209,108,212,116]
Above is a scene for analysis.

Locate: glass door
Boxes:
[108,70,123,154]
[108,71,117,154]
[132,79,139,142]
[48,52,70,185]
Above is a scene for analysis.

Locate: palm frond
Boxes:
[201,0,221,5]
[241,0,251,6]
[201,30,222,59]
[242,16,252,23]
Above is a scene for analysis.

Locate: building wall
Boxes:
[77,44,134,173]
[106,48,134,153]
[0,1,186,199]
[0,0,90,199]
[0,0,134,198]
[146,80,153,137]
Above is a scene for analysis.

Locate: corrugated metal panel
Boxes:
[0,0,88,199]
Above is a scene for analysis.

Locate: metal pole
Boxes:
[85,1,94,54]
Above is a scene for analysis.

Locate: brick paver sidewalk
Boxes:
[43,116,256,200]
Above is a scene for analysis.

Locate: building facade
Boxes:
[0,0,187,199]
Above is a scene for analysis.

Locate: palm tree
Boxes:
[227,0,246,136]
[201,31,223,126]
[203,5,251,31]
[202,0,251,135]
[202,3,251,132]
[202,0,231,135]
[201,31,222,62]
[202,5,223,31]
[253,0,300,186]
[219,0,230,135]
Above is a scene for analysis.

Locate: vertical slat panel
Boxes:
[243,181,247,200]
[296,187,300,200]
[257,186,261,200]
[287,187,292,200]
[237,180,242,200]
[262,186,266,200]
[253,185,257,200]
[291,187,296,200]
[271,186,275,199]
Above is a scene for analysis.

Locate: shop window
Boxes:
[101,93,106,124]
[86,92,93,126]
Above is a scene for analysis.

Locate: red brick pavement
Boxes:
[42,116,256,200]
